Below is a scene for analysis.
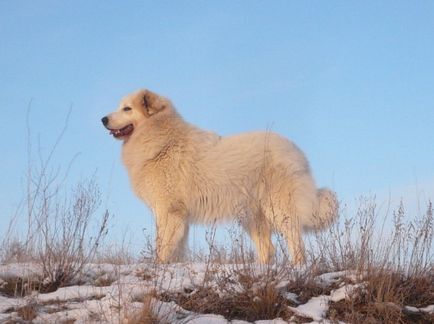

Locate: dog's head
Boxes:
[101,89,170,140]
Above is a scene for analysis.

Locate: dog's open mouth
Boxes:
[109,124,134,138]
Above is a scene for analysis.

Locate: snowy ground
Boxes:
[0,262,433,323]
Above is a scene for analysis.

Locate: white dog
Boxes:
[102,89,337,264]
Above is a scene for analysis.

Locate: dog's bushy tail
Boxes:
[303,188,338,232]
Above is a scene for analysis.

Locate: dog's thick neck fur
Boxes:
[123,107,215,163]
[121,104,220,209]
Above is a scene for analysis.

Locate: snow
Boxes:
[419,304,434,314]
[37,285,112,303]
[402,304,434,315]
[0,261,431,323]
[329,284,362,302]
[0,262,42,278]
[283,292,299,304]
[181,315,290,324]
[0,313,11,321]
[404,305,419,313]
[289,295,329,321]
[315,270,362,286]
[289,283,362,321]
[183,314,228,324]
[0,295,26,313]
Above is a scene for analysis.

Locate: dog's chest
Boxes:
[123,150,185,205]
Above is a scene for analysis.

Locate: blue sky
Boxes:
[1,1,434,248]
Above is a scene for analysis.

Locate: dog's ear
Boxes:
[142,90,167,117]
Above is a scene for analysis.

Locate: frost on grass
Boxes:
[1,194,433,322]
[0,262,329,322]
[2,261,431,323]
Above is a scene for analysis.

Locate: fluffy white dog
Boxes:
[102,89,337,264]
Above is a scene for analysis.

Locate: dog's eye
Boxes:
[123,107,132,112]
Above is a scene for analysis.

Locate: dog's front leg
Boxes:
[155,204,188,263]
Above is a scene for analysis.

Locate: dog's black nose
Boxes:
[101,116,109,126]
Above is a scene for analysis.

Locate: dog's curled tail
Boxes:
[304,188,339,232]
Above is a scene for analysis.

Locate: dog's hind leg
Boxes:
[173,225,189,261]
[281,216,306,265]
[155,203,188,263]
[242,215,275,264]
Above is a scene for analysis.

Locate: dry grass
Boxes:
[2,198,433,323]
[95,243,136,265]
[130,198,434,323]
[1,109,109,296]
[1,110,433,322]
[35,179,109,292]
[328,268,434,323]
[319,199,434,323]
[160,268,293,321]
[2,197,433,323]
[16,302,38,321]
[126,294,161,324]
[0,276,41,297]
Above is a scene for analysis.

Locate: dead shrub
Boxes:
[0,107,111,292]
[158,242,297,322]
[39,182,109,292]
[127,295,160,324]
[0,276,42,297]
[324,199,434,324]
[16,302,38,321]
[160,282,292,322]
